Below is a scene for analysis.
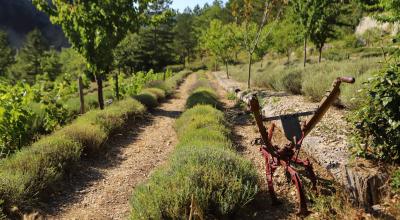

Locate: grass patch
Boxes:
[228,57,382,109]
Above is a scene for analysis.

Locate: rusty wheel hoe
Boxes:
[245,77,355,216]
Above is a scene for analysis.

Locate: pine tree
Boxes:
[0,30,15,77]
[12,28,48,84]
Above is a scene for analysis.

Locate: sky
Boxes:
[171,0,227,12]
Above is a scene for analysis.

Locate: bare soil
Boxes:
[40,74,197,220]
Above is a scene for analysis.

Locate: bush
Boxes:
[60,123,106,153]
[130,147,258,219]
[0,97,146,214]
[142,88,166,101]
[145,80,172,95]
[350,63,400,161]
[282,71,302,94]
[0,135,82,208]
[134,92,158,109]
[164,70,192,91]
[391,170,400,192]
[186,88,221,109]
[130,105,258,219]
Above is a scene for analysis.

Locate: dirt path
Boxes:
[43,74,196,220]
[208,72,337,219]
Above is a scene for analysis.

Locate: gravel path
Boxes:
[43,74,196,220]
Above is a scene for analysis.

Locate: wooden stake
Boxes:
[78,76,85,114]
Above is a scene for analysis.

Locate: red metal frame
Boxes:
[246,77,355,215]
[257,119,317,215]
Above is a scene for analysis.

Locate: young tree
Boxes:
[201,20,236,78]
[11,28,48,84]
[235,0,284,88]
[273,18,302,64]
[291,0,325,67]
[310,1,340,63]
[33,0,149,109]
[0,31,14,77]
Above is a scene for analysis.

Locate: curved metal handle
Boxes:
[338,77,355,84]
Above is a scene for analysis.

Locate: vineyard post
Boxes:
[78,76,85,114]
[115,72,120,100]
[163,70,166,81]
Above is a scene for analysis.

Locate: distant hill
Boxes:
[0,0,69,48]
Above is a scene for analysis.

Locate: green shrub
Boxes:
[324,49,349,61]
[0,135,82,208]
[142,88,166,101]
[130,104,258,219]
[164,70,192,91]
[391,170,400,192]
[134,92,159,109]
[282,71,302,94]
[130,147,258,219]
[350,63,400,161]
[95,99,145,134]
[186,88,221,109]
[145,80,172,95]
[0,97,146,214]
[60,122,106,153]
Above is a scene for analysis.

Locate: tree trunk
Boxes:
[247,54,252,89]
[318,45,323,63]
[115,72,120,100]
[163,69,166,81]
[78,76,85,114]
[225,61,229,79]
[96,75,104,110]
[303,37,307,68]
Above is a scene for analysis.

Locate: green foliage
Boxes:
[0,135,82,208]
[186,88,221,109]
[362,27,383,47]
[0,82,34,156]
[201,20,237,76]
[9,29,48,84]
[0,31,14,77]
[130,105,258,219]
[145,80,172,95]
[281,71,302,95]
[135,92,159,109]
[272,16,302,63]
[350,63,400,161]
[0,98,146,212]
[33,0,148,108]
[391,169,400,192]
[173,10,198,65]
[309,0,340,61]
[142,88,166,101]
[40,49,62,81]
